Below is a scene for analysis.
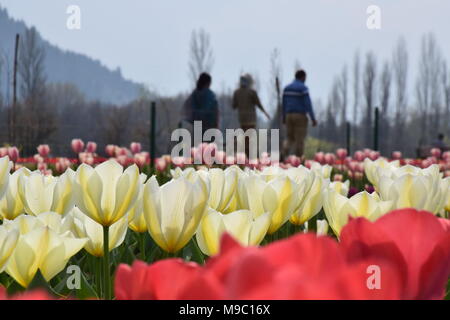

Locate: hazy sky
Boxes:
[1,0,450,107]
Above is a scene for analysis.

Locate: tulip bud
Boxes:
[130,142,142,154]
[37,144,50,158]
[86,141,97,153]
[71,139,85,154]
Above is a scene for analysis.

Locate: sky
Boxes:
[1,0,450,108]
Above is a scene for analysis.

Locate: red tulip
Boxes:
[115,259,202,300]
[340,209,450,299]
[0,286,52,300]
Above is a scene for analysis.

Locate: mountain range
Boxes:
[0,7,142,105]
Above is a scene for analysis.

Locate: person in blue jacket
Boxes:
[190,73,219,134]
[282,69,318,158]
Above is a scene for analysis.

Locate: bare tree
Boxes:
[363,51,377,146]
[18,27,46,102]
[188,29,214,86]
[268,48,283,127]
[416,33,442,146]
[392,37,408,151]
[379,61,392,153]
[442,61,450,136]
[351,51,360,149]
[339,65,348,126]
[16,27,56,155]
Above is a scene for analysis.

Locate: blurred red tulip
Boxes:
[0,286,52,300]
[115,259,202,300]
[340,209,450,300]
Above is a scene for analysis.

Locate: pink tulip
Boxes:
[348,161,358,172]
[248,158,259,169]
[336,148,347,160]
[333,174,343,182]
[236,152,247,165]
[37,144,50,158]
[421,159,432,168]
[392,151,402,160]
[172,157,186,168]
[225,156,236,165]
[430,148,441,159]
[105,145,117,157]
[8,147,19,162]
[130,142,142,154]
[55,158,71,173]
[86,142,97,153]
[444,170,450,177]
[304,160,313,169]
[37,162,47,172]
[33,154,44,163]
[442,151,450,161]
[134,153,147,168]
[116,155,128,167]
[368,151,380,161]
[353,150,365,162]
[116,147,129,157]
[155,158,167,172]
[214,150,226,165]
[79,152,94,166]
[0,148,8,158]
[314,152,325,164]
[71,139,85,154]
[325,153,336,165]
[286,155,301,167]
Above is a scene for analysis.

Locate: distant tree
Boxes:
[416,33,442,146]
[442,61,450,136]
[188,29,214,86]
[352,50,360,149]
[392,37,408,152]
[379,61,392,153]
[363,52,377,146]
[16,27,56,154]
[268,48,283,125]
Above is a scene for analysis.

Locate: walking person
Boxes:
[232,74,270,158]
[232,74,270,131]
[282,70,317,158]
[190,72,219,134]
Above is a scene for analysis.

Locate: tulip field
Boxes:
[0,140,448,300]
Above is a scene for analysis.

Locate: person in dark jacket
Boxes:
[282,69,317,158]
[191,73,219,134]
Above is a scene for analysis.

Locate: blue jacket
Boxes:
[191,88,219,129]
[282,80,316,122]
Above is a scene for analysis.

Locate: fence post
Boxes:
[373,107,379,151]
[150,101,156,172]
[346,121,351,155]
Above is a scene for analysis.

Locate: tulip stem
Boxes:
[96,257,102,298]
[103,225,111,300]
[139,233,146,261]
